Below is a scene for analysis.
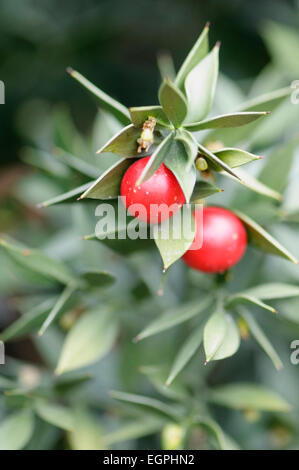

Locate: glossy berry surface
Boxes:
[183,206,247,273]
[120,156,186,223]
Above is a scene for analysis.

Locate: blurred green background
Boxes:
[1,0,299,451]
[1,0,298,165]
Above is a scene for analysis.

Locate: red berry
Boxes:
[120,156,186,223]
[182,206,247,273]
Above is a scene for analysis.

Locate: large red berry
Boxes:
[182,206,247,273]
[120,156,186,223]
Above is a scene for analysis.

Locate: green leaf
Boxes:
[204,311,240,362]
[241,283,299,300]
[175,129,198,171]
[223,167,282,201]
[104,418,164,446]
[197,142,241,180]
[233,209,298,263]
[158,79,188,128]
[0,299,55,342]
[96,124,143,157]
[195,416,240,450]
[0,237,76,285]
[38,283,77,336]
[35,401,75,431]
[0,409,34,450]
[129,105,170,127]
[134,296,211,342]
[175,23,209,90]
[79,158,132,200]
[37,182,92,208]
[207,148,261,171]
[67,68,130,125]
[258,138,298,194]
[191,181,223,201]
[166,324,204,386]
[110,391,183,421]
[203,87,291,147]
[53,147,99,178]
[208,383,291,412]
[164,138,196,201]
[226,293,276,314]
[185,112,268,131]
[68,408,105,450]
[240,309,283,370]
[184,43,219,123]
[56,307,118,374]
[136,132,174,185]
[80,269,116,288]
[153,205,195,270]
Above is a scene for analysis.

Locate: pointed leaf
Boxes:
[35,401,75,431]
[0,409,34,450]
[223,167,282,201]
[240,309,283,370]
[158,79,188,128]
[175,23,209,89]
[164,138,196,201]
[56,307,118,374]
[136,132,174,185]
[67,68,130,125]
[110,391,183,421]
[197,142,241,180]
[184,112,268,131]
[175,129,198,171]
[0,237,77,285]
[233,209,298,263]
[153,205,195,270]
[38,283,77,336]
[241,283,299,300]
[204,87,291,147]
[208,383,291,412]
[129,105,170,127]
[184,43,219,123]
[38,182,92,208]
[204,311,240,362]
[226,293,276,314]
[96,124,143,157]
[191,181,223,201]
[79,158,132,200]
[134,296,211,342]
[207,148,261,171]
[0,299,55,342]
[166,324,204,386]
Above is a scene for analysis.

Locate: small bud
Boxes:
[195,156,208,171]
[237,317,250,340]
[161,423,185,450]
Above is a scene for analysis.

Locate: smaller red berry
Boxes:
[183,206,247,273]
[120,156,185,224]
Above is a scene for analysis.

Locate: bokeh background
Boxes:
[1,0,299,451]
